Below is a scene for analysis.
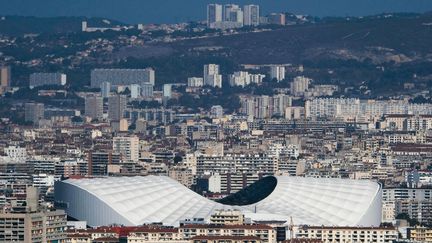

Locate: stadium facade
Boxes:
[54,176,382,227]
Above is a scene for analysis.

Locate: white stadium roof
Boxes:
[55,176,381,227]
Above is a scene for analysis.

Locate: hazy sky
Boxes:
[0,0,432,23]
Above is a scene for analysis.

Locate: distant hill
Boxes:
[0,16,126,36]
[115,12,432,94]
[163,13,432,65]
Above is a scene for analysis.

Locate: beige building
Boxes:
[168,166,194,188]
[382,201,396,223]
[0,66,11,94]
[67,228,119,243]
[294,226,398,243]
[180,224,276,243]
[210,210,245,225]
[408,226,432,243]
[127,227,187,243]
[285,107,305,120]
[0,210,67,243]
[113,136,140,162]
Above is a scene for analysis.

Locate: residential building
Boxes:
[4,146,27,161]
[290,76,311,96]
[224,4,243,26]
[408,226,432,243]
[127,226,188,243]
[196,154,278,175]
[396,200,432,225]
[180,224,276,243]
[0,187,67,242]
[294,226,398,243]
[85,95,104,120]
[168,166,193,188]
[244,5,260,26]
[29,72,66,88]
[210,210,245,225]
[229,71,251,87]
[207,4,223,28]
[101,81,111,98]
[0,66,11,94]
[268,13,286,25]
[130,84,141,99]
[163,84,172,99]
[211,105,224,118]
[91,68,155,88]
[87,151,121,176]
[141,83,154,98]
[113,136,140,162]
[240,94,292,119]
[108,95,127,121]
[0,210,67,242]
[188,77,204,87]
[270,65,285,82]
[24,102,45,123]
[204,64,222,88]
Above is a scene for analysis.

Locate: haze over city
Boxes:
[1,0,432,23]
[1,1,432,243]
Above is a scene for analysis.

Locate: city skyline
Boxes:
[0,0,431,23]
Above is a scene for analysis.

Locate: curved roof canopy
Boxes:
[55,175,381,227]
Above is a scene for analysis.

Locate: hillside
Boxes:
[108,13,432,95]
[165,13,432,65]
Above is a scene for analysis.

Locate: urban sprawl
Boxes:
[0,3,431,243]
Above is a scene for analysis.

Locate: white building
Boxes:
[141,83,154,98]
[208,4,245,29]
[163,84,173,98]
[268,143,299,159]
[250,74,265,85]
[224,4,243,26]
[229,71,250,87]
[130,84,141,99]
[210,105,224,118]
[29,73,66,88]
[188,77,204,87]
[207,4,223,28]
[269,65,285,82]
[100,81,111,98]
[240,94,292,119]
[196,154,278,175]
[204,64,222,88]
[291,76,311,96]
[229,72,265,87]
[243,5,260,26]
[305,98,432,120]
[32,173,59,188]
[113,136,140,162]
[4,146,27,160]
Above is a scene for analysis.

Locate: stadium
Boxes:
[54,175,382,227]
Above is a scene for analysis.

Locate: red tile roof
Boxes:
[181,224,273,230]
[191,235,262,240]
